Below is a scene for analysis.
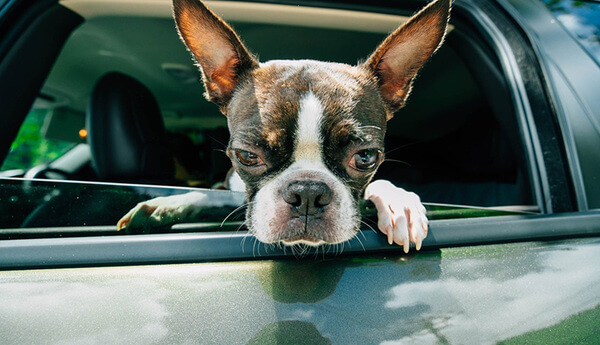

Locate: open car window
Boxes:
[5,0,540,206]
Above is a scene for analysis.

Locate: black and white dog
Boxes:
[118,0,451,253]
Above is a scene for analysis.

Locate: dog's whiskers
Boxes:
[383,158,412,167]
[238,219,252,250]
[292,243,311,258]
[384,140,423,155]
[221,201,252,227]
[252,236,261,258]
[213,149,228,155]
[355,235,366,252]
[207,134,229,150]
[360,219,377,234]
[282,243,288,256]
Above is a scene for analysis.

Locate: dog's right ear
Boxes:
[173,0,258,109]
[364,0,450,119]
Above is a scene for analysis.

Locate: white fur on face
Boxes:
[294,92,324,162]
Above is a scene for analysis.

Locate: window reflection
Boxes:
[0,178,245,239]
[0,177,536,240]
[543,0,600,64]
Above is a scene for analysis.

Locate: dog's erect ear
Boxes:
[365,0,450,119]
[173,0,258,108]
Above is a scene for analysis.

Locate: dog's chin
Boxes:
[247,205,360,247]
[250,221,360,247]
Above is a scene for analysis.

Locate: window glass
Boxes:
[542,0,600,65]
[0,177,535,240]
[1,108,77,172]
[0,178,246,239]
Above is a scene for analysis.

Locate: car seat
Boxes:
[86,72,175,183]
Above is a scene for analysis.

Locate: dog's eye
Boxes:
[350,149,381,171]
[235,150,261,167]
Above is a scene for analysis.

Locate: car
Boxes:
[0,0,599,343]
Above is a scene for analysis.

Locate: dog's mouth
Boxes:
[277,214,342,246]
[249,209,360,246]
[280,234,327,246]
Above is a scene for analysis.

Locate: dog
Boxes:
[117,0,451,253]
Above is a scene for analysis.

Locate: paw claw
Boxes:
[116,218,127,231]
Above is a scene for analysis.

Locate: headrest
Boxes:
[86,72,175,181]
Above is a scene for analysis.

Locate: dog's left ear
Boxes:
[365,0,451,119]
[173,0,259,109]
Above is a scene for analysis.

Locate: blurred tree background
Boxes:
[1,109,74,171]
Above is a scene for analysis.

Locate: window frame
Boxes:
[498,0,600,210]
[1,209,599,269]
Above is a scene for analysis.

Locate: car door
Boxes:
[1,0,599,343]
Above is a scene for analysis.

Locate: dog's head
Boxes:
[173,0,450,245]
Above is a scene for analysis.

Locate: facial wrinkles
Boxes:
[250,61,383,173]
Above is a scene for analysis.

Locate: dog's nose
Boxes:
[282,181,333,216]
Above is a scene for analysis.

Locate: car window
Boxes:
[32,13,537,207]
[542,0,600,65]
[0,177,534,240]
[0,178,244,238]
[1,107,79,173]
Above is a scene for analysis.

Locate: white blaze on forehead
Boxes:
[294,92,324,162]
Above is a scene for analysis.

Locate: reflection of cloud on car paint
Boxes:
[0,277,169,344]
[543,0,600,63]
[382,244,600,345]
[557,13,600,55]
[557,13,595,37]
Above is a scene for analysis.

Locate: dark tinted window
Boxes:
[0,178,246,239]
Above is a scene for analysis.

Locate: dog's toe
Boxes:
[116,196,188,233]
[117,202,159,232]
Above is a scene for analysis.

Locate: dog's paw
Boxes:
[117,192,208,232]
[364,180,428,253]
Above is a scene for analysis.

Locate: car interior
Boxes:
[1,0,536,210]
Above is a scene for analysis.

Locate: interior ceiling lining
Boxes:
[60,0,418,34]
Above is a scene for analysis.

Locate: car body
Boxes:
[0,0,599,343]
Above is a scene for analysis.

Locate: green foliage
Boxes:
[1,109,74,171]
